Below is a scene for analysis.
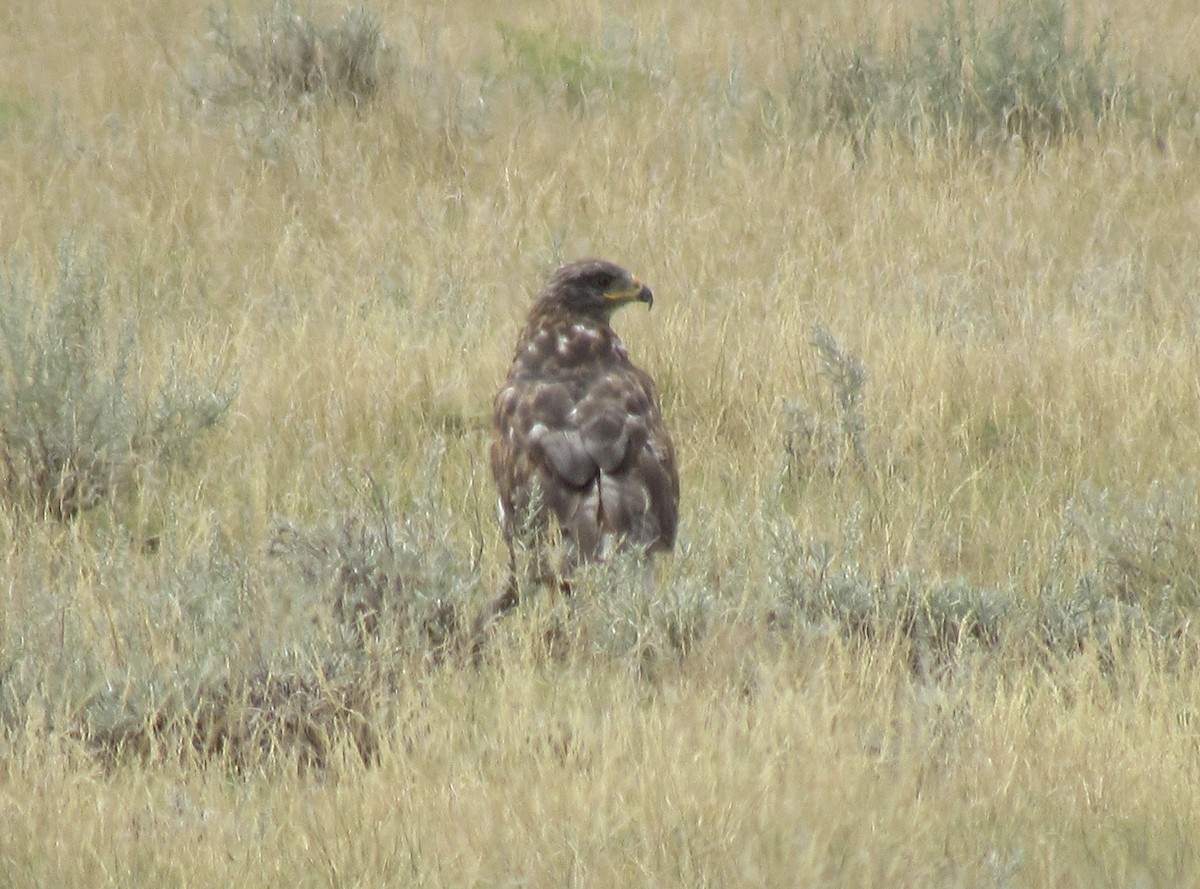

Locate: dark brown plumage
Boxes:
[475,258,679,641]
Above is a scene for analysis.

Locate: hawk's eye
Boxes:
[588,271,616,290]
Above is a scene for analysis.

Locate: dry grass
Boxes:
[3,0,1200,884]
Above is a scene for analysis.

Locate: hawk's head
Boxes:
[542,258,654,322]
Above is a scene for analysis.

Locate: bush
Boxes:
[789,0,1127,149]
[581,554,712,675]
[766,523,1009,671]
[81,662,381,771]
[0,242,231,519]
[202,1,396,109]
[497,21,659,111]
[787,325,870,474]
[767,479,1200,669]
[266,469,478,659]
[1038,480,1200,651]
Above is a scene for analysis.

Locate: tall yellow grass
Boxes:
[2,0,1199,884]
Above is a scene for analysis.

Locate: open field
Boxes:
[3,0,1200,884]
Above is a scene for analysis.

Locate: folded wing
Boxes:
[494,368,677,561]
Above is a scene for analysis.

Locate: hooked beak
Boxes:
[605,277,655,309]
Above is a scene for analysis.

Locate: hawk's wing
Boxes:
[491,364,678,564]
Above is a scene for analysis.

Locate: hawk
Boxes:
[476,258,679,638]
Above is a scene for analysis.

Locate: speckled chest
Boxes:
[493,316,637,434]
[510,317,629,379]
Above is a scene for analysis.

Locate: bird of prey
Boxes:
[475,258,679,639]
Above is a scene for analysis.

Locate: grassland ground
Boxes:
[2,0,1200,884]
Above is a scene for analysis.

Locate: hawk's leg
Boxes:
[469,541,574,659]
[469,548,521,658]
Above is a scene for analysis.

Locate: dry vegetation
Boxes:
[2,0,1200,884]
